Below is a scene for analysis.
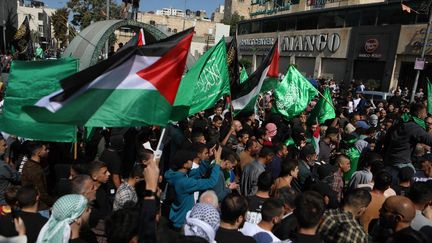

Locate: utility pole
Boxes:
[410,6,432,102]
[105,0,110,59]
[182,0,186,30]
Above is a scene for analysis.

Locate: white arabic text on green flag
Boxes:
[273,66,318,120]
[175,38,230,116]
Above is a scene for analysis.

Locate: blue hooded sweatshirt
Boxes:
[164,161,221,228]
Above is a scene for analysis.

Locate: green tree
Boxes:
[51,8,69,47]
[67,0,121,30]
[224,11,244,36]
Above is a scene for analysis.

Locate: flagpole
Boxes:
[73,142,77,160]
[154,128,166,166]
[316,88,336,111]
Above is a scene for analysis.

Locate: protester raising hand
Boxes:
[143,158,160,197]
[213,145,222,165]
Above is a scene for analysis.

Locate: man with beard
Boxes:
[370,196,429,242]
[21,142,54,211]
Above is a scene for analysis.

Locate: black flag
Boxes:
[226,35,240,87]
[13,16,33,60]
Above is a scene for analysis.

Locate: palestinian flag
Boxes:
[137,28,146,46]
[24,28,194,127]
[231,39,279,114]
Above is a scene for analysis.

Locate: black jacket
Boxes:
[384,120,432,165]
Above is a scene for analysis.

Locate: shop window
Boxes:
[359,9,377,26]
[317,11,345,29]
[251,21,261,33]
[238,22,251,34]
[262,19,278,33]
[279,17,296,31]
[297,14,319,30]
[345,10,361,27]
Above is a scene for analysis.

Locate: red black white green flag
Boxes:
[24,28,194,127]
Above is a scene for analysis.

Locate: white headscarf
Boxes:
[36,194,88,243]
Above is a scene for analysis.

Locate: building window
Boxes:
[149,20,156,25]
[250,21,261,33]
[168,27,171,32]
[262,19,278,33]
[173,29,177,33]
[38,12,44,20]
[38,25,43,33]
[279,17,296,31]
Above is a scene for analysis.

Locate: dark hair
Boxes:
[410,103,426,117]
[343,188,372,209]
[335,154,350,166]
[4,186,20,207]
[171,150,197,171]
[300,144,316,160]
[373,171,392,191]
[136,148,153,162]
[87,160,108,175]
[130,164,145,178]
[105,208,139,243]
[220,193,248,224]
[221,148,237,164]
[274,187,297,209]
[407,181,432,205]
[261,198,284,222]
[192,143,208,155]
[280,159,298,177]
[245,139,257,150]
[71,174,93,194]
[275,144,287,154]
[212,115,223,123]
[16,185,38,208]
[237,130,249,139]
[294,191,325,229]
[25,141,44,157]
[257,171,274,191]
[258,147,274,158]
[71,163,89,175]
[191,131,205,144]
[398,167,414,182]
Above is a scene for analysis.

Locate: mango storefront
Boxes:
[238,28,351,81]
[238,25,407,91]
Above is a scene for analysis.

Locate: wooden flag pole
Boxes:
[73,142,78,161]
[315,88,336,111]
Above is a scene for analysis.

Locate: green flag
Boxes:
[428,78,432,115]
[308,87,336,124]
[175,39,230,116]
[0,58,78,142]
[273,66,318,120]
[239,68,248,84]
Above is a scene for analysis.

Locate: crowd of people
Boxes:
[0,79,432,243]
